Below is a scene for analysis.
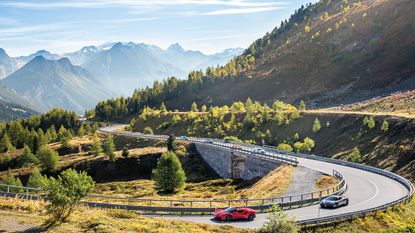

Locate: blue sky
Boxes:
[0,0,317,56]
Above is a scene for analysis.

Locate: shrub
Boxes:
[261,205,299,233]
[122,147,129,158]
[36,145,59,171]
[44,169,94,225]
[277,143,293,152]
[349,147,361,163]
[152,151,186,193]
[143,127,154,134]
[363,116,376,129]
[381,120,389,132]
[312,118,321,132]
[27,167,48,189]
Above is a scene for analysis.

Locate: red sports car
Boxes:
[214,207,256,221]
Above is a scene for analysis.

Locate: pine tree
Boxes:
[363,116,376,129]
[167,134,176,151]
[350,147,361,163]
[299,100,306,110]
[103,135,116,162]
[0,134,15,153]
[78,124,85,136]
[190,102,198,112]
[30,129,39,154]
[1,169,23,193]
[122,147,129,158]
[49,125,58,142]
[27,167,47,189]
[36,145,60,171]
[91,135,102,156]
[60,130,72,148]
[58,125,67,141]
[381,120,389,132]
[84,124,92,135]
[37,128,47,147]
[160,102,168,113]
[17,144,39,167]
[312,118,321,132]
[152,151,186,193]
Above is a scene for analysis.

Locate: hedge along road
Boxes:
[100,124,412,229]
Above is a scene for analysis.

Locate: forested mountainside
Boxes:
[93,0,415,121]
[0,100,36,122]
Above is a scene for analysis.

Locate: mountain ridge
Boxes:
[2,56,112,113]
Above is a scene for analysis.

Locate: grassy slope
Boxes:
[1,136,299,203]
[0,198,249,233]
[304,198,415,233]
[133,112,415,182]
[324,90,415,117]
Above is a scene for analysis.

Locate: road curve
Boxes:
[100,124,412,229]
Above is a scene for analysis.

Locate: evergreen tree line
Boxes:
[138,99,308,147]
[0,108,99,154]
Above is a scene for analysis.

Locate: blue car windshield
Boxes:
[325,196,339,201]
[224,207,235,213]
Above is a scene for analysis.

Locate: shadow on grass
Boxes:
[210,218,255,224]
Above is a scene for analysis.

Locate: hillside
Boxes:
[93,0,415,120]
[0,85,45,113]
[132,110,415,182]
[0,100,36,122]
[2,56,112,113]
[325,90,415,116]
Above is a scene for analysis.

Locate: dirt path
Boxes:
[0,211,42,233]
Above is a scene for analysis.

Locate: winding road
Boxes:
[100,124,413,229]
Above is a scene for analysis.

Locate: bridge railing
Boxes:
[0,169,345,213]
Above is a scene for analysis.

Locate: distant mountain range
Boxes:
[0,42,243,113]
[2,56,112,114]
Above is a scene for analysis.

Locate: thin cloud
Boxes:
[184,34,245,42]
[203,6,285,15]
[2,0,288,9]
[0,17,19,25]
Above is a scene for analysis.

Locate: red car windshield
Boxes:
[224,207,236,213]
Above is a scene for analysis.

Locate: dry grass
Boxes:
[304,198,415,233]
[314,175,338,190]
[0,197,250,233]
[241,165,295,199]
